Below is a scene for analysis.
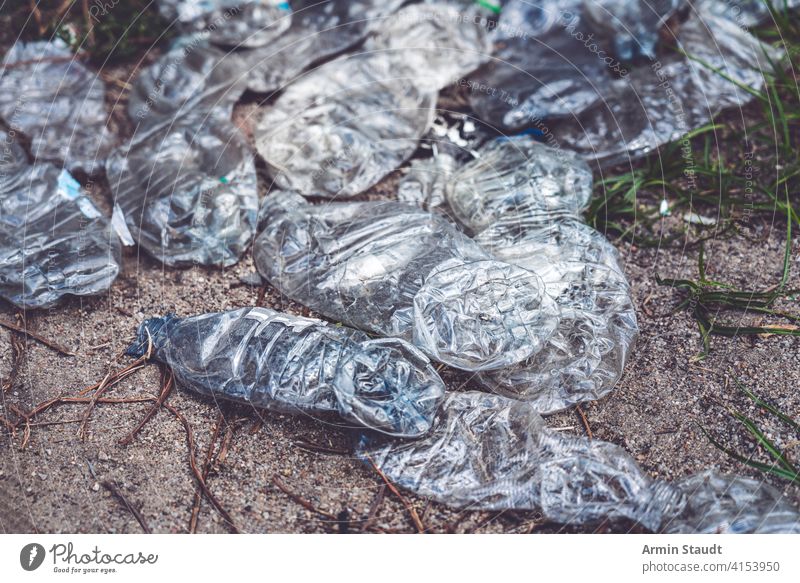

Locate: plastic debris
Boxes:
[254,191,560,372]
[0,39,114,175]
[466,1,779,164]
[697,0,800,27]
[126,41,248,128]
[239,0,406,93]
[397,153,457,210]
[127,307,446,437]
[583,0,685,62]
[0,131,121,309]
[109,41,258,267]
[254,2,490,198]
[444,137,636,412]
[358,392,800,533]
[666,471,800,534]
[106,117,258,267]
[466,0,611,132]
[554,4,782,165]
[158,0,292,48]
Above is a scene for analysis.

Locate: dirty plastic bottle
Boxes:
[127,307,446,437]
[254,191,560,372]
[358,392,800,533]
[106,116,258,267]
[0,131,121,309]
[445,137,637,413]
[254,2,490,198]
[0,39,114,175]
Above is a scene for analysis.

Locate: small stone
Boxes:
[92,482,100,492]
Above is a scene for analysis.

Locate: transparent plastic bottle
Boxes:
[358,392,800,532]
[254,2,490,198]
[0,132,121,309]
[445,137,637,413]
[0,39,114,175]
[254,191,560,372]
[127,307,445,437]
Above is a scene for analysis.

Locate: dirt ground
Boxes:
[1,57,799,534]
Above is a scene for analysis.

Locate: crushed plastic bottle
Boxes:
[358,392,800,533]
[254,191,560,372]
[239,0,406,93]
[466,1,778,164]
[666,471,800,534]
[158,0,292,48]
[254,2,490,198]
[445,137,637,412]
[127,307,445,437]
[0,131,121,309]
[110,38,258,267]
[0,39,114,175]
[554,4,782,165]
[466,0,611,132]
[126,41,248,128]
[583,0,685,62]
[106,116,258,267]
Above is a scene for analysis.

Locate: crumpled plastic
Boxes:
[126,41,248,128]
[106,116,258,267]
[239,0,406,93]
[466,0,611,132]
[109,41,258,267]
[666,471,800,534]
[583,0,685,62]
[0,131,121,309]
[253,191,560,372]
[255,2,491,198]
[467,1,780,165]
[0,39,114,175]
[358,392,800,533]
[157,0,292,48]
[127,307,445,437]
[397,153,457,210]
[444,137,636,412]
[697,0,800,27]
[554,4,783,165]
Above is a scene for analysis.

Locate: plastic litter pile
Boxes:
[2,0,798,532]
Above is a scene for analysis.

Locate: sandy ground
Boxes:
[1,58,799,535]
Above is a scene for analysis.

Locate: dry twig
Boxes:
[365,454,425,533]
[102,480,152,534]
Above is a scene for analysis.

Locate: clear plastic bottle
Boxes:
[0,132,121,309]
[254,191,560,372]
[358,392,800,532]
[127,307,445,437]
[0,39,114,175]
[254,2,490,198]
[445,137,637,413]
